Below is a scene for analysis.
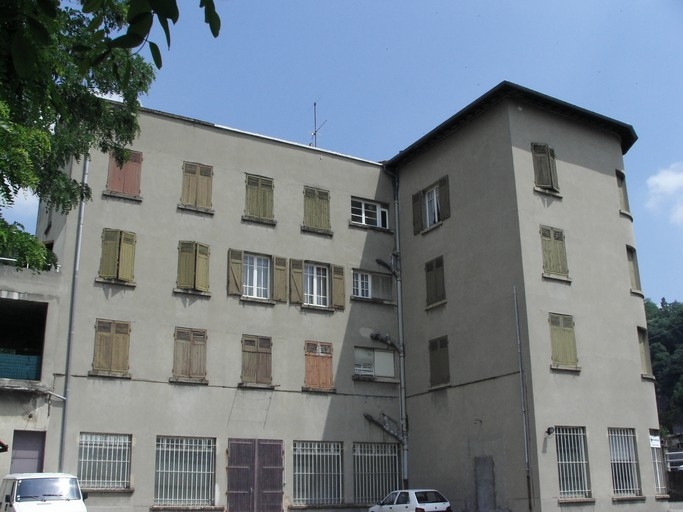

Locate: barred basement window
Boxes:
[555,426,591,499]
[154,436,216,506]
[293,441,343,505]
[608,427,641,497]
[353,442,399,504]
[78,433,132,490]
[650,430,667,495]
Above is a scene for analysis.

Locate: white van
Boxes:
[0,473,87,512]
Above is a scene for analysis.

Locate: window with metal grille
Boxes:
[650,430,667,496]
[350,198,388,229]
[78,433,131,490]
[555,426,591,499]
[293,441,342,505]
[353,443,399,504]
[608,427,641,496]
[154,436,215,506]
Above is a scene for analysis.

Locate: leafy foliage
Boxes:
[647,298,683,433]
[0,218,57,270]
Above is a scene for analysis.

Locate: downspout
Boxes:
[384,166,409,488]
[58,157,89,471]
[514,286,533,511]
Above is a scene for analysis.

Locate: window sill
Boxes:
[169,377,208,385]
[542,273,572,284]
[655,494,670,500]
[352,374,398,384]
[619,209,633,221]
[557,497,594,504]
[150,506,222,511]
[630,288,645,298]
[430,383,450,391]
[173,288,211,298]
[301,225,333,237]
[241,215,276,226]
[641,373,656,381]
[550,364,581,373]
[350,296,395,306]
[238,382,276,390]
[240,296,276,306]
[611,495,645,503]
[301,386,336,394]
[533,186,562,198]
[348,221,392,234]
[301,304,336,313]
[425,298,447,311]
[177,204,214,215]
[102,190,142,202]
[419,220,443,235]
[95,278,136,287]
[88,370,131,379]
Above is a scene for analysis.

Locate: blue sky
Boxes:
[4,0,683,303]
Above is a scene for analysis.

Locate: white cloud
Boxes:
[646,162,683,226]
[1,189,39,232]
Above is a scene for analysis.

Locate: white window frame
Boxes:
[354,347,395,379]
[608,427,641,497]
[293,441,343,505]
[352,271,371,298]
[78,433,132,490]
[424,185,440,228]
[555,426,591,499]
[352,270,393,302]
[351,198,388,229]
[243,253,271,299]
[304,263,329,307]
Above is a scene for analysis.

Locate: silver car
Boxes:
[369,489,451,512]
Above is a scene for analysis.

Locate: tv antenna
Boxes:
[311,102,327,147]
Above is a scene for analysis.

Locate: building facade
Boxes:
[0,82,667,511]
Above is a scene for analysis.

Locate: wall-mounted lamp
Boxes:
[546,426,555,436]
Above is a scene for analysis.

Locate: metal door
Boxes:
[227,438,283,512]
[10,430,45,473]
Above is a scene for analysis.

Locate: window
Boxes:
[293,441,342,505]
[627,246,642,292]
[429,336,450,387]
[78,433,131,490]
[540,226,569,277]
[180,162,213,210]
[412,176,450,234]
[650,430,667,495]
[106,150,142,197]
[176,241,210,293]
[549,313,578,369]
[244,174,274,221]
[172,327,207,383]
[354,347,395,379]
[638,328,653,376]
[91,319,130,376]
[425,256,445,306]
[154,436,215,506]
[304,341,333,391]
[241,335,272,385]
[616,170,631,213]
[228,250,287,302]
[353,443,399,504]
[531,143,559,192]
[555,426,591,499]
[98,229,136,282]
[352,270,393,302]
[351,198,389,229]
[290,260,344,309]
[608,427,641,497]
[303,186,331,232]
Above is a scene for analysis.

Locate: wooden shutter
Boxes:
[429,336,449,386]
[241,336,259,383]
[93,319,113,371]
[412,191,423,234]
[257,337,272,384]
[273,257,287,302]
[289,259,303,304]
[189,329,207,379]
[425,256,444,305]
[118,231,136,282]
[107,155,125,193]
[99,229,120,279]
[122,151,142,196]
[549,314,577,366]
[181,162,198,206]
[438,176,451,221]
[195,243,210,292]
[303,187,329,229]
[177,242,196,289]
[111,321,130,373]
[196,164,213,208]
[245,175,260,217]
[228,249,243,296]
[332,265,345,310]
[305,341,332,389]
[532,143,558,191]
[372,274,393,301]
[173,327,192,377]
[541,227,568,276]
[317,189,330,229]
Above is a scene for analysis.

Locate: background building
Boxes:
[0,82,666,511]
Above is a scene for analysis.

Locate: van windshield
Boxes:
[16,477,81,502]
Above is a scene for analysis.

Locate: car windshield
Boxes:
[415,490,447,504]
[16,478,81,502]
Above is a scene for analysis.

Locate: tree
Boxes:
[646,298,683,433]
[0,0,220,269]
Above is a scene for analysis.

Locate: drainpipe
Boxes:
[514,286,533,511]
[58,157,89,471]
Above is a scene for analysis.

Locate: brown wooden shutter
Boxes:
[289,259,303,304]
[111,321,130,373]
[195,243,210,292]
[305,341,332,389]
[412,192,423,234]
[181,162,198,206]
[99,229,120,279]
[434,256,445,302]
[174,327,192,377]
[122,151,142,196]
[438,176,450,221]
[257,337,272,384]
[107,155,125,193]
[118,231,136,282]
[196,165,213,208]
[273,257,287,302]
[177,242,196,289]
[332,265,345,310]
[241,335,258,382]
[228,249,243,296]
[93,319,113,371]
[189,329,207,379]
